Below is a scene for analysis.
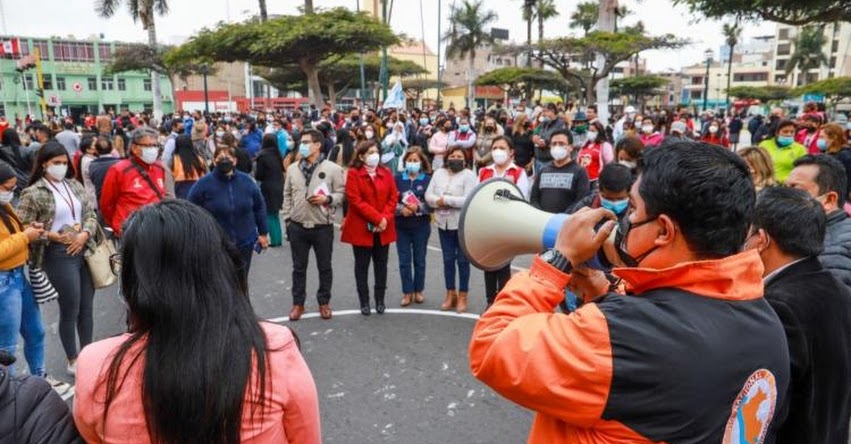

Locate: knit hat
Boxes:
[0,162,16,183]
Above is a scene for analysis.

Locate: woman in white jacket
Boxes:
[424,146,477,313]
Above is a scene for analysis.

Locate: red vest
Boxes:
[479,164,523,184]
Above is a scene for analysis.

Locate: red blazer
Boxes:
[341,166,399,247]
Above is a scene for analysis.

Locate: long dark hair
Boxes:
[260,133,282,164]
[335,128,355,166]
[2,128,21,147]
[29,141,72,185]
[175,134,205,179]
[349,140,380,169]
[103,200,269,444]
[75,134,97,183]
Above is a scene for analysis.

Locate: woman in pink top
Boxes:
[72,200,321,444]
[638,116,664,147]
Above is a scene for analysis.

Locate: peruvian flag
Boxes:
[0,38,21,57]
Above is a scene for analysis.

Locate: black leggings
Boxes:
[484,264,512,304]
[352,234,389,308]
[43,243,94,361]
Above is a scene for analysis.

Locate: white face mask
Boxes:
[0,190,13,204]
[141,147,159,164]
[709,126,719,133]
[215,131,225,138]
[365,152,380,168]
[586,131,598,142]
[365,130,375,139]
[491,149,509,166]
[46,164,68,181]
[642,125,654,134]
[551,145,569,161]
[619,160,637,169]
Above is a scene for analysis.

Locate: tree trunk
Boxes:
[304,0,314,14]
[537,1,544,43]
[300,58,324,107]
[327,83,337,108]
[726,43,734,112]
[595,0,615,122]
[468,52,476,109]
[259,0,268,21]
[147,17,164,122]
[526,4,533,67]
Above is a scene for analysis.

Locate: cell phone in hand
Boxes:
[254,242,264,254]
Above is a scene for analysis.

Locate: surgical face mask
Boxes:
[708,126,718,133]
[586,131,598,142]
[46,164,68,181]
[405,161,421,174]
[619,160,637,169]
[491,149,509,166]
[299,143,312,158]
[140,147,159,164]
[551,145,569,161]
[216,159,234,174]
[459,124,470,133]
[419,118,429,126]
[642,125,654,134]
[365,130,375,139]
[777,135,795,148]
[539,116,550,124]
[215,130,225,138]
[0,190,14,204]
[601,197,629,215]
[817,139,828,152]
[365,152,380,168]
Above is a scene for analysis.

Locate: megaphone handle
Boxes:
[541,213,570,250]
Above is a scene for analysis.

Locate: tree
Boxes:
[569,2,598,36]
[722,22,742,108]
[105,44,211,106]
[96,0,169,120]
[475,67,568,100]
[534,0,560,43]
[672,0,851,26]
[167,8,398,107]
[727,85,794,102]
[795,77,851,102]
[258,0,268,22]
[785,26,829,86]
[519,0,535,66]
[443,0,498,108]
[610,75,668,111]
[402,78,441,106]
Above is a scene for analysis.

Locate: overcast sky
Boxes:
[2,0,775,71]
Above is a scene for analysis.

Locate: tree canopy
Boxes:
[610,75,669,97]
[795,77,851,100]
[727,85,794,102]
[672,0,851,25]
[167,7,398,106]
[475,67,568,99]
[105,44,209,80]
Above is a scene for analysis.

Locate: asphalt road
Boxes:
[23,221,535,443]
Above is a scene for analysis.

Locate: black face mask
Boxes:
[616,216,659,268]
[447,159,465,172]
[216,159,234,174]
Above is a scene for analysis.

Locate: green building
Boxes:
[0,36,173,121]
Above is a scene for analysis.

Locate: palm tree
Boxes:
[303,0,314,14]
[569,2,598,36]
[443,0,497,108]
[722,22,741,110]
[613,5,631,32]
[96,0,168,120]
[520,0,535,66]
[258,0,268,21]
[785,26,829,86]
[535,0,559,43]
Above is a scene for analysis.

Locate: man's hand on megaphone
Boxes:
[556,207,618,268]
[568,267,610,304]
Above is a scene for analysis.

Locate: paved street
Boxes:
[24,221,535,443]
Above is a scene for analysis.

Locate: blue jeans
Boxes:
[438,229,470,292]
[396,221,431,294]
[0,267,45,377]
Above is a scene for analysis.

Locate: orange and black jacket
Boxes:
[469,250,790,443]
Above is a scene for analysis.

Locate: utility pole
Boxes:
[201,64,210,114]
[436,0,442,109]
[703,49,713,112]
[357,0,367,105]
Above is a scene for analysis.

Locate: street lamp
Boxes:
[199,63,211,115]
[702,49,713,112]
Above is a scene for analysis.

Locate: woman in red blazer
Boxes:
[342,140,399,316]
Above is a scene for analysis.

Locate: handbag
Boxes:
[27,266,58,304]
[85,224,117,289]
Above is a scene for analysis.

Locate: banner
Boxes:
[0,38,21,57]
[383,80,406,109]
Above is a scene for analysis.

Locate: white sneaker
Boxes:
[66,361,76,376]
[45,375,72,396]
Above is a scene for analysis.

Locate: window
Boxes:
[22,74,34,90]
[20,39,49,58]
[117,78,126,91]
[776,43,791,56]
[833,40,839,53]
[691,76,703,85]
[98,44,114,62]
[778,28,790,40]
[690,90,703,100]
[143,79,152,91]
[775,59,788,71]
[774,74,787,84]
[806,72,819,84]
[53,41,95,62]
[733,72,768,82]
[830,56,837,67]
[41,75,52,90]
[56,77,66,91]
[101,78,114,90]
[87,77,97,90]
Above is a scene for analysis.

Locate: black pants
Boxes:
[353,234,389,308]
[43,243,94,361]
[238,246,254,282]
[288,223,334,306]
[484,264,512,304]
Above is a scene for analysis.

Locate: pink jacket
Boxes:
[73,322,321,444]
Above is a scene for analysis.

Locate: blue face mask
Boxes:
[419,118,429,126]
[817,139,828,152]
[405,162,421,174]
[601,197,629,215]
[459,124,470,133]
[777,136,795,148]
[299,143,312,158]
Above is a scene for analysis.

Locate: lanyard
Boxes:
[47,179,77,220]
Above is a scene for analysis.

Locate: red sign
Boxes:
[73,82,83,92]
[0,38,21,57]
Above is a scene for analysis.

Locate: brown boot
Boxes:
[413,292,425,304]
[400,294,412,307]
[456,292,468,313]
[440,290,457,311]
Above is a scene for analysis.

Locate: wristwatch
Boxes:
[540,249,573,274]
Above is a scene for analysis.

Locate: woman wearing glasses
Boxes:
[18,141,99,378]
[73,200,321,444]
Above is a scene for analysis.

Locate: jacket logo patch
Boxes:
[722,369,777,444]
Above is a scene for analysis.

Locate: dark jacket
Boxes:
[530,161,590,213]
[764,257,851,444]
[187,170,268,249]
[394,171,432,230]
[239,129,264,158]
[254,149,284,212]
[0,368,82,444]
[829,147,851,201]
[87,156,121,202]
[819,209,851,289]
[533,119,566,162]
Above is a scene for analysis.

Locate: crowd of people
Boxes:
[0,97,850,442]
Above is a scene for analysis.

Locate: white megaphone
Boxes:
[458,179,621,271]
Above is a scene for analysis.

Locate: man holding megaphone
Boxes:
[468,141,790,443]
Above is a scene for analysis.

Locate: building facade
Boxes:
[772,22,851,86]
[0,36,174,121]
